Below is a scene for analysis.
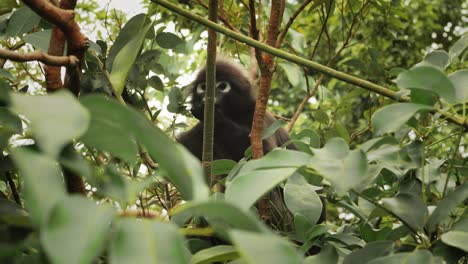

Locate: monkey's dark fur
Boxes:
[178,59,295,161]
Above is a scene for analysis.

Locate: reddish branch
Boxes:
[23,0,88,95]
[0,48,78,66]
[250,0,283,159]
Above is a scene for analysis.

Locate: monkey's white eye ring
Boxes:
[216,81,231,93]
[196,83,205,94]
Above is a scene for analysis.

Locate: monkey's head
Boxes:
[190,59,256,123]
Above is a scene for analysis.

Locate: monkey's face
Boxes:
[191,80,234,120]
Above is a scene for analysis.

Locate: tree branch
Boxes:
[0,48,78,66]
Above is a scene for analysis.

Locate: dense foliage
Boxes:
[0,0,467,263]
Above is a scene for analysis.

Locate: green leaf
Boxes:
[173,200,268,238]
[226,167,296,210]
[441,231,468,252]
[367,250,442,264]
[80,97,139,163]
[291,129,320,149]
[10,91,90,158]
[6,6,40,37]
[41,196,115,264]
[225,150,311,210]
[427,184,468,230]
[23,30,52,51]
[448,70,468,104]
[343,241,393,264]
[148,75,164,91]
[416,50,449,70]
[278,62,303,87]
[372,103,433,135]
[304,244,339,264]
[10,148,66,227]
[109,14,152,95]
[0,69,15,81]
[262,119,287,140]
[310,139,368,196]
[284,173,322,225]
[0,198,31,228]
[80,95,208,201]
[107,14,150,70]
[191,245,238,264]
[449,34,468,61]
[396,66,456,103]
[212,159,237,175]
[156,32,184,49]
[381,192,428,231]
[230,230,303,264]
[110,218,189,264]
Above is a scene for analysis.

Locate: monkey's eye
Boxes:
[216,81,231,93]
[196,83,206,94]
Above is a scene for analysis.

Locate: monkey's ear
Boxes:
[216,81,231,93]
[195,83,206,95]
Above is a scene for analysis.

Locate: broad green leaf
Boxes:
[367,250,442,264]
[284,173,322,225]
[23,30,52,51]
[212,159,237,175]
[262,119,287,140]
[310,139,368,195]
[449,34,468,61]
[0,198,31,228]
[397,66,456,103]
[107,14,150,70]
[41,196,115,264]
[304,244,339,264]
[109,15,152,95]
[11,91,90,158]
[237,149,312,173]
[156,32,184,49]
[110,219,189,264]
[441,231,468,252]
[324,233,365,247]
[173,200,268,238]
[6,6,40,37]
[80,97,138,163]
[80,95,208,201]
[191,245,238,264]
[343,241,393,264]
[372,103,433,135]
[278,62,302,87]
[226,167,296,210]
[382,192,428,231]
[10,148,66,227]
[416,50,449,69]
[448,70,468,104]
[427,184,468,229]
[230,230,303,264]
